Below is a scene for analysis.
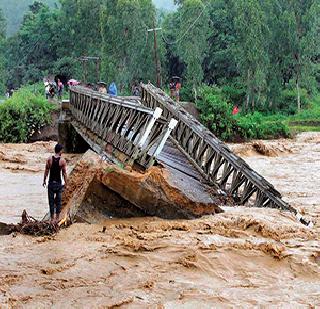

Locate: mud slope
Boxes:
[60,150,223,222]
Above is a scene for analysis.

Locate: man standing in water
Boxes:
[43,144,68,222]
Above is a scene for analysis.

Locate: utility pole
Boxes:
[147,22,162,88]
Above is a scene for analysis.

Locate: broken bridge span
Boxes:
[58,83,310,226]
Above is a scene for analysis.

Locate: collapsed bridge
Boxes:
[58,83,310,226]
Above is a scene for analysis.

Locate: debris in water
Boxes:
[0,210,59,236]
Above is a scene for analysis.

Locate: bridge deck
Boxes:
[158,139,203,180]
[157,139,220,206]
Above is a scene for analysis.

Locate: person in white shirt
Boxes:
[44,81,50,99]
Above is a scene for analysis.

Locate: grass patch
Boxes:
[289,126,320,133]
[234,95,320,140]
[286,96,320,134]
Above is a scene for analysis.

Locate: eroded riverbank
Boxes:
[0,133,319,307]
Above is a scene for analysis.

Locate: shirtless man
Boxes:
[43,144,68,222]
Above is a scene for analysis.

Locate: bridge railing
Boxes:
[69,86,176,169]
[140,83,298,215]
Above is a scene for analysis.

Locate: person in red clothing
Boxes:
[57,79,64,101]
[169,80,176,99]
[175,81,181,102]
[232,105,239,115]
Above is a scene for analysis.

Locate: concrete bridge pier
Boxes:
[58,100,90,153]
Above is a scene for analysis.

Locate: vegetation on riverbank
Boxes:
[284,97,320,133]
[0,1,319,142]
[0,86,56,142]
[196,86,320,141]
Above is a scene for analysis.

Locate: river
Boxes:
[0,133,319,307]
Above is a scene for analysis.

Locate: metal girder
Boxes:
[140,83,302,218]
[69,86,177,169]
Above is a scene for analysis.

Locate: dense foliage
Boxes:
[0,8,6,94]
[3,0,320,106]
[196,86,236,140]
[0,0,175,37]
[196,86,291,141]
[3,0,164,90]
[0,0,319,142]
[0,86,56,142]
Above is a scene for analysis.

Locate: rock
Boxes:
[252,141,278,157]
[0,222,13,235]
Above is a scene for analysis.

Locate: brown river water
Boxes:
[0,133,319,308]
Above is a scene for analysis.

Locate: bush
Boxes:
[23,82,47,96]
[289,95,320,122]
[179,83,194,102]
[0,86,56,142]
[236,112,290,140]
[196,86,291,141]
[276,88,309,115]
[221,84,246,107]
[196,86,236,140]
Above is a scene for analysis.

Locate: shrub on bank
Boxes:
[196,85,291,141]
[0,87,56,143]
[196,86,236,140]
[236,112,290,140]
[290,95,320,122]
[277,88,309,115]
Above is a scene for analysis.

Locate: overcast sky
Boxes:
[153,0,176,11]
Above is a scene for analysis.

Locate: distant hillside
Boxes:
[0,0,56,36]
[1,0,174,36]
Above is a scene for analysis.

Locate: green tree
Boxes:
[5,4,59,86]
[0,8,6,93]
[204,0,237,85]
[57,0,103,82]
[233,0,269,111]
[175,0,209,95]
[100,0,160,88]
[281,0,320,110]
[58,0,102,58]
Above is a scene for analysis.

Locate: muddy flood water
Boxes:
[0,133,319,308]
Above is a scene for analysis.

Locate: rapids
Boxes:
[0,133,319,307]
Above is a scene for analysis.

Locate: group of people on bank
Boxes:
[44,78,64,100]
[97,81,118,96]
[44,76,185,103]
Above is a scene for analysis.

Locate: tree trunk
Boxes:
[193,86,197,103]
[296,78,301,111]
[245,70,251,111]
[257,90,261,106]
[246,93,250,111]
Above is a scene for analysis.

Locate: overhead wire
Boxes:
[160,3,207,46]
